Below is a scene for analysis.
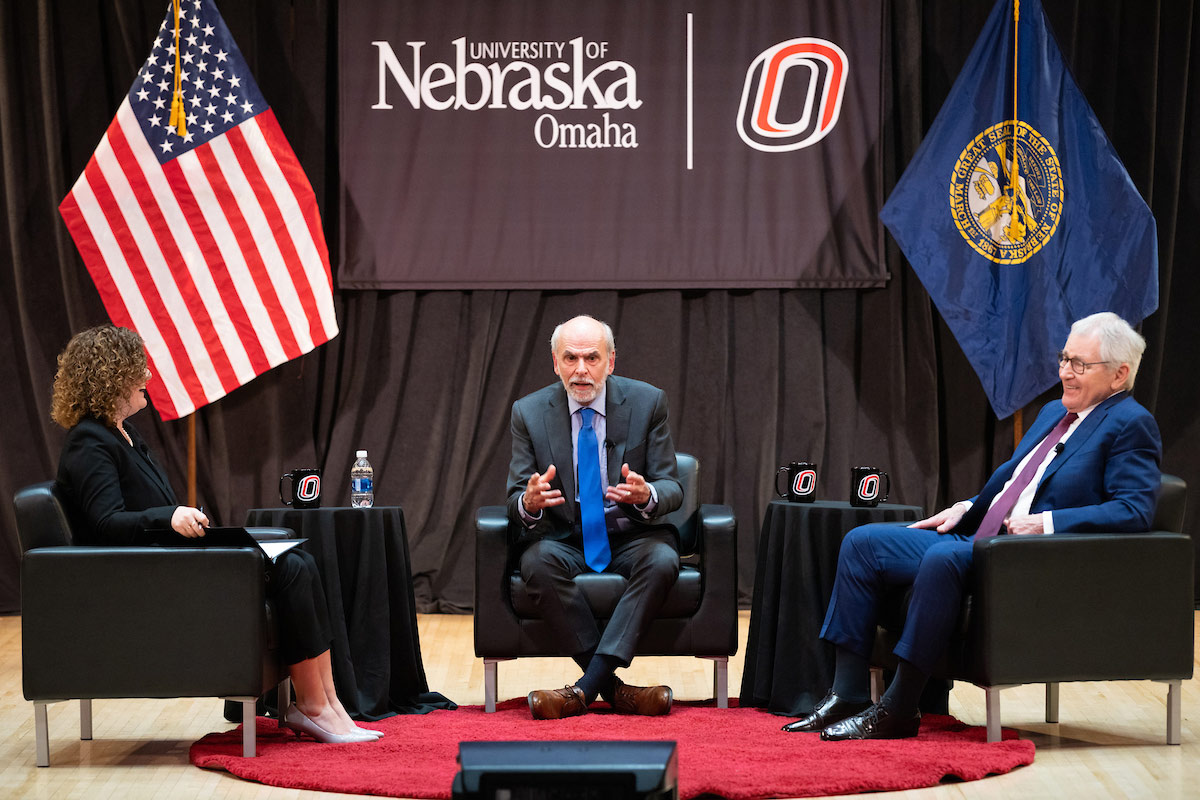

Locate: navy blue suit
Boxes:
[820,391,1161,674]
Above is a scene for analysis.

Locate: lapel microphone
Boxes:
[1053,443,1065,455]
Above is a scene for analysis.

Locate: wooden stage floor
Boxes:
[2,611,1197,798]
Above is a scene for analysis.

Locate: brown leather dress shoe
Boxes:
[528,685,588,720]
[611,677,673,716]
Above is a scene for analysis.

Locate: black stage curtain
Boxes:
[2,0,1196,613]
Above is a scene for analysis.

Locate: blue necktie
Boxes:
[577,408,610,572]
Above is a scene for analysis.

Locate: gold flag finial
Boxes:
[167,0,187,137]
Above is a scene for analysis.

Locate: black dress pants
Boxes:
[267,547,334,665]
[518,529,679,667]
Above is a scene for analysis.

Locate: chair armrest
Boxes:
[474,506,519,655]
[689,504,738,655]
[247,526,294,542]
[22,546,269,700]
[965,532,1194,685]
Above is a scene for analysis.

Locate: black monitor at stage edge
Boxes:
[451,740,678,800]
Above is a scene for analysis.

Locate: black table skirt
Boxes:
[247,506,454,719]
[739,500,922,717]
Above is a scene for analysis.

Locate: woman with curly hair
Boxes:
[52,324,380,745]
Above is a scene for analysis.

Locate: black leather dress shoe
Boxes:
[781,690,872,732]
[819,702,921,741]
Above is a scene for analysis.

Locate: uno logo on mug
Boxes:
[280,468,322,509]
[296,474,321,502]
[857,474,880,500]
[850,466,890,507]
[793,469,817,495]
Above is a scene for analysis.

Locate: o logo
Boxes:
[297,474,321,501]
[793,469,816,494]
[857,474,880,500]
[737,37,848,152]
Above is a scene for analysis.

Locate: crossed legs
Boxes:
[785,523,974,739]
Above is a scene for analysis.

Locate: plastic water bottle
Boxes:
[350,450,374,508]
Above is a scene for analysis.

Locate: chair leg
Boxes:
[699,656,729,708]
[277,677,292,728]
[1163,679,1182,745]
[34,702,50,767]
[984,686,1002,743]
[79,698,93,740]
[484,658,499,713]
[869,667,884,703]
[242,698,257,757]
[1044,683,1059,723]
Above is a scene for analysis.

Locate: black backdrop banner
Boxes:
[2,0,1198,615]
[338,0,885,290]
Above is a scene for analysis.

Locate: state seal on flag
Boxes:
[949,120,1063,264]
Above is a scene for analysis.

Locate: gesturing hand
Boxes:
[606,463,651,506]
[523,464,564,513]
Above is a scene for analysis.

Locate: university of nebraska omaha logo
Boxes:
[950,120,1064,264]
[737,37,848,152]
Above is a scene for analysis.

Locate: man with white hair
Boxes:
[784,311,1162,740]
[508,315,684,720]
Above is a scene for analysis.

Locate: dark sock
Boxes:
[577,653,619,704]
[881,659,927,716]
[572,646,596,673]
[830,646,872,703]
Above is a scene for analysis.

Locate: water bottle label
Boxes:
[351,477,373,493]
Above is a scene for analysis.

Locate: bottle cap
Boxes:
[356,450,367,458]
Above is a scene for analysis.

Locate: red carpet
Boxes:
[190,699,1034,799]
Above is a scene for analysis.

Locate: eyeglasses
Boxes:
[1057,352,1111,375]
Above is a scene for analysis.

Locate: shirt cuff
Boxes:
[518,493,542,527]
[1042,510,1055,534]
[634,483,659,518]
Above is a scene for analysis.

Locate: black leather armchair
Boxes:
[871,474,1193,743]
[474,453,737,712]
[16,481,291,765]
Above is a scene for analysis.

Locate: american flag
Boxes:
[60,0,339,421]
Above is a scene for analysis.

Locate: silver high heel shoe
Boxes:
[284,704,376,744]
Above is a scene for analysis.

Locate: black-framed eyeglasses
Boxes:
[1057,352,1111,374]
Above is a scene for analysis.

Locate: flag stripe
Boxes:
[249,112,339,338]
[161,155,276,377]
[84,149,210,411]
[227,121,328,347]
[113,101,255,391]
[216,126,317,352]
[62,166,193,418]
[103,116,237,400]
[178,145,296,365]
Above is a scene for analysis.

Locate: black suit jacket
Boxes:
[506,375,683,545]
[56,416,179,546]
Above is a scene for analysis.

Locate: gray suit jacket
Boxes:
[506,374,683,545]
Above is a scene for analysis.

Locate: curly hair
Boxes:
[51,325,148,428]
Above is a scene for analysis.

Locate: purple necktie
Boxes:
[974,412,1078,540]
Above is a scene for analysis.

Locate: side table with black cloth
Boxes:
[740,500,922,717]
[246,507,454,719]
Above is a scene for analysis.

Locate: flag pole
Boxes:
[187,414,197,507]
[1011,0,1023,451]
